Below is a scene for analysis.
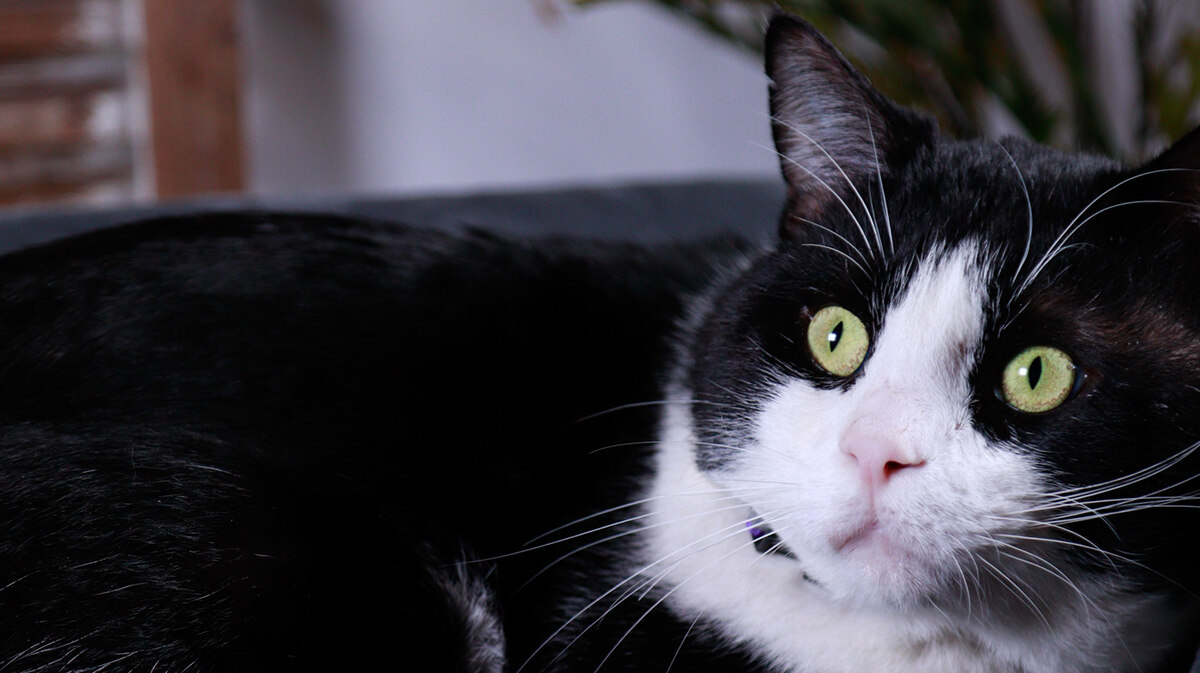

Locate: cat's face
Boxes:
[687,15,1200,621]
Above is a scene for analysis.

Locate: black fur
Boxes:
[0,213,764,671]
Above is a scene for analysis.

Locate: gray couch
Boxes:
[0,179,786,254]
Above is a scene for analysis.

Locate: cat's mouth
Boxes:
[830,517,883,553]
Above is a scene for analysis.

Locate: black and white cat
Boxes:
[633,15,1200,673]
[0,12,1197,673]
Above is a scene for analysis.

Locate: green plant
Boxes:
[569,0,1200,162]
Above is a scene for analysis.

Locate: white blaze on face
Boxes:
[742,243,1042,606]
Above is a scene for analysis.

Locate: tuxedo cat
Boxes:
[0,12,1197,673]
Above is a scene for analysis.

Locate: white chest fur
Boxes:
[644,403,1008,673]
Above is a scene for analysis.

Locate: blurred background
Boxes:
[0,0,1197,212]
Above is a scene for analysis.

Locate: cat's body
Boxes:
[0,12,1199,673]
[0,213,752,671]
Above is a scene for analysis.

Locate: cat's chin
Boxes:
[789,516,960,610]
[817,549,941,609]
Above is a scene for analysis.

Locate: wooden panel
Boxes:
[0,0,133,208]
[143,0,244,199]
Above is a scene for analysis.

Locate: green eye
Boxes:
[806,305,869,377]
[1001,346,1076,413]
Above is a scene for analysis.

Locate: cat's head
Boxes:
[687,13,1200,623]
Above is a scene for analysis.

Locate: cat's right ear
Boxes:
[1135,124,1200,212]
[766,14,935,234]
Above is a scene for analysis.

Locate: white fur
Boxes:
[644,244,1187,672]
[438,564,506,673]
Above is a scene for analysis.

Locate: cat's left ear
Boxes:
[766,14,935,231]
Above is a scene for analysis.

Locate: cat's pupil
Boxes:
[1027,356,1043,390]
[828,322,844,352]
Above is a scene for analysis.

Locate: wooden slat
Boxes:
[0,177,130,207]
[0,53,125,100]
[143,0,244,198]
[0,141,132,206]
[0,0,124,60]
[0,141,132,186]
[0,95,102,153]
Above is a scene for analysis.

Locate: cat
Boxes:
[0,11,1197,673]
[625,14,1200,673]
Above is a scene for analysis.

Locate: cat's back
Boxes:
[0,212,720,436]
[0,212,744,671]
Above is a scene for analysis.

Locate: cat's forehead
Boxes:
[888,139,1122,240]
[801,137,1194,305]
[781,140,1116,284]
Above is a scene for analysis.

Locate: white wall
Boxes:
[240,0,778,198]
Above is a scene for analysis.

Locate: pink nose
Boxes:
[840,430,923,492]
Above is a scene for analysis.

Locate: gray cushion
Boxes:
[0,179,786,255]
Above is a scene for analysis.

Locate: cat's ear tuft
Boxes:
[766,14,934,230]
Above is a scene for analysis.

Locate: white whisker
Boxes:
[766,115,883,259]
[1024,199,1198,295]
[574,399,717,424]
[535,508,793,671]
[975,554,1053,631]
[1051,441,1200,502]
[1020,166,1200,295]
[589,518,796,673]
[800,243,869,275]
[517,496,787,590]
[664,614,701,673]
[791,215,871,267]
[864,105,894,256]
[752,140,877,262]
[996,143,1033,292]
